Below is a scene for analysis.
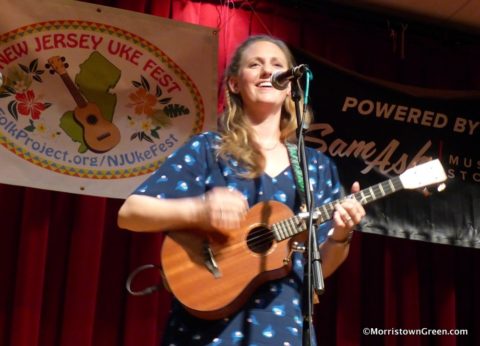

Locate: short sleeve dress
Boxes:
[133,131,342,346]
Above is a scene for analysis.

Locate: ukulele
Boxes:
[47,56,120,153]
[160,159,447,320]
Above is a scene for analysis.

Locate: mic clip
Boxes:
[271,64,309,90]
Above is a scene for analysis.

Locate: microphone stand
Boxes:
[289,76,325,346]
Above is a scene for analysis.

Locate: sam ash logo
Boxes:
[0,20,205,179]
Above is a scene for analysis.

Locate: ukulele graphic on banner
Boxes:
[46,55,121,153]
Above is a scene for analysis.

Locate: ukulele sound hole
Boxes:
[246,226,274,254]
[87,114,98,125]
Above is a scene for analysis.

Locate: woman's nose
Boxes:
[260,64,274,76]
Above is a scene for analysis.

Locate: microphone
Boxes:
[271,64,308,90]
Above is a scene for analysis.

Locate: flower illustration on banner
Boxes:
[23,119,62,141]
[15,90,46,120]
[10,68,33,93]
[129,87,156,116]
[0,59,51,129]
[126,75,190,143]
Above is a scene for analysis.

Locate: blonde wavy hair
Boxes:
[218,35,312,178]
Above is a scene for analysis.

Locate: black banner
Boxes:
[294,49,480,248]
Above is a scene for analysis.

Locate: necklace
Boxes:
[259,141,281,151]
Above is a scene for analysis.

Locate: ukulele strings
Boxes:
[212,228,277,258]
[208,182,401,258]
[210,203,331,258]
[212,218,298,258]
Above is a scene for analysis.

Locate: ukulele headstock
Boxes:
[46,56,69,75]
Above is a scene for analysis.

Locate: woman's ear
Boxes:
[228,77,239,94]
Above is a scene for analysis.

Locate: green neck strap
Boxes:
[286,142,306,210]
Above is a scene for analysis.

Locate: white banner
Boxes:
[0,0,218,198]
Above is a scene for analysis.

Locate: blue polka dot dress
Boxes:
[133,132,342,346]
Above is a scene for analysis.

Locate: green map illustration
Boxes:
[60,51,121,153]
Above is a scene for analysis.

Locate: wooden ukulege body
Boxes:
[161,201,297,320]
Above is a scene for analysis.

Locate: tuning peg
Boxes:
[421,187,432,197]
[437,183,446,192]
[421,183,447,197]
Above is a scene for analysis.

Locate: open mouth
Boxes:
[256,81,273,88]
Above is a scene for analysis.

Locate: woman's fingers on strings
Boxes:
[204,187,248,229]
[334,200,364,228]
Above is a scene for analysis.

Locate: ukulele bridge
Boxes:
[203,242,221,279]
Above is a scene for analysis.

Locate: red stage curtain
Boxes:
[1,1,479,345]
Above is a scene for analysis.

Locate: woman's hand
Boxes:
[329,182,365,243]
[199,187,249,231]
